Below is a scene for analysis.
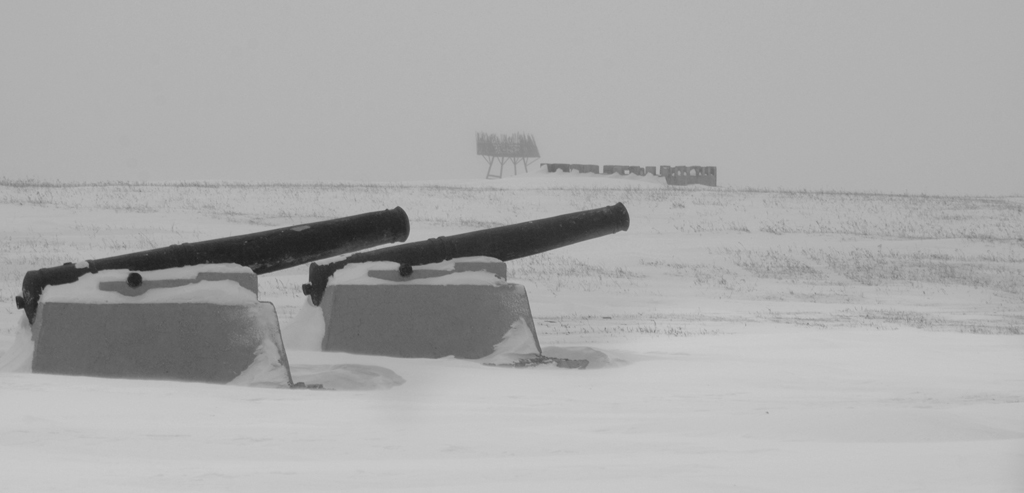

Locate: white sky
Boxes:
[1,1,1021,195]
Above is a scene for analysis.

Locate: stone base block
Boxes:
[321,282,540,359]
[31,266,292,385]
[32,301,291,385]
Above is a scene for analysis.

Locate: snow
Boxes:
[0,314,33,372]
[1,331,1020,491]
[0,178,1022,491]
[282,298,326,351]
[327,260,504,286]
[478,317,541,365]
[227,336,290,388]
[39,265,257,305]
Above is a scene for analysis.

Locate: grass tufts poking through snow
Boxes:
[0,178,1022,492]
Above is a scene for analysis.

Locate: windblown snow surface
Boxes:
[1,171,1022,492]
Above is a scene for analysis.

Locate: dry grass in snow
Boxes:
[0,174,1022,492]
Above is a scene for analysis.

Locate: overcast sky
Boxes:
[1,1,1021,194]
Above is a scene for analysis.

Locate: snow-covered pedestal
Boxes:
[320,258,541,359]
[30,264,292,386]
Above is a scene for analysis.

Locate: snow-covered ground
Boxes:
[1,172,1022,491]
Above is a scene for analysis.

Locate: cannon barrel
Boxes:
[16,207,410,323]
[303,202,629,306]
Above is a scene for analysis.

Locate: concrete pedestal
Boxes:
[31,266,292,386]
[320,260,541,359]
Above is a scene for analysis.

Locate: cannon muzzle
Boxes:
[304,202,629,305]
[17,207,410,323]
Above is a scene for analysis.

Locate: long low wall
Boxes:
[543,163,601,174]
[664,166,717,186]
[541,163,717,186]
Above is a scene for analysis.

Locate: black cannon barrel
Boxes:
[16,207,410,323]
[303,202,629,306]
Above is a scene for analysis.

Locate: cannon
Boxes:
[304,202,629,305]
[302,203,629,360]
[17,207,409,323]
[18,207,410,385]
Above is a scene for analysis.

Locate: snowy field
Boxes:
[1,172,1023,492]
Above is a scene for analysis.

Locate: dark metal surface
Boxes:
[304,203,630,306]
[18,207,410,323]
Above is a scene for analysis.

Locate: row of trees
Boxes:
[476,132,540,158]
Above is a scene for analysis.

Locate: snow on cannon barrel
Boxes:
[16,207,410,386]
[302,203,629,362]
